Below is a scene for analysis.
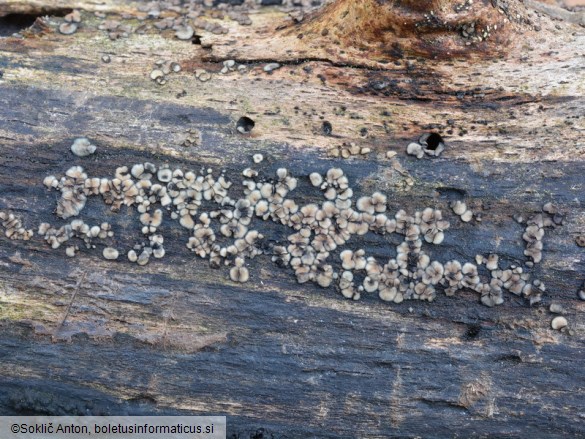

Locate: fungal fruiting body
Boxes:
[551,316,568,330]
[175,25,194,40]
[549,303,564,314]
[71,137,97,157]
[451,201,473,222]
[520,205,563,265]
[103,247,119,260]
[58,10,82,34]
[35,158,562,308]
[39,220,113,252]
[65,245,77,257]
[406,142,424,159]
[150,60,183,86]
[220,60,237,74]
[0,211,33,240]
[329,142,370,159]
[263,63,281,73]
[406,133,446,159]
[230,257,249,283]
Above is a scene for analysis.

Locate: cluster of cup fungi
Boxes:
[0,1,576,335]
[17,136,571,314]
[0,211,34,241]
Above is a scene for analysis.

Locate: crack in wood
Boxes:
[161,291,178,350]
[57,270,86,331]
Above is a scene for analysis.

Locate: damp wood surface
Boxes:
[0,0,584,438]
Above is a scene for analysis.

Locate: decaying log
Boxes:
[0,0,584,437]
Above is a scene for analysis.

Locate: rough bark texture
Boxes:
[0,0,584,438]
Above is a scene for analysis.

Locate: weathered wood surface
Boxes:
[0,0,585,437]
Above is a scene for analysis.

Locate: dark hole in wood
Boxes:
[214,0,245,5]
[496,353,523,364]
[0,10,72,37]
[322,121,332,136]
[126,394,157,405]
[425,132,443,150]
[192,34,202,45]
[552,213,564,226]
[436,187,467,201]
[465,324,481,340]
[236,116,255,134]
[250,428,269,439]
